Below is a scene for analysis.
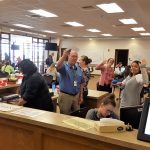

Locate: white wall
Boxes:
[60,38,150,66]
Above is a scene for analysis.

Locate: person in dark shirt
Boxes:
[46,53,54,67]
[86,94,118,120]
[17,59,54,112]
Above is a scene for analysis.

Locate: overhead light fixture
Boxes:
[101,34,112,36]
[131,38,135,39]
[10,29,15,32]
[96,3,124,13]
[86,29,101,32]
[43,30,57,33]
[63,34,73,37]
[28,9,58,17]
[13,24,33,28]
[65,22,84,27]
[131,27,145,31]
[140,33,150,36]
[119,18,137,24]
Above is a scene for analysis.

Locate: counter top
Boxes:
[0,104,149,150]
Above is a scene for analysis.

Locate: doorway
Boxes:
[115,49,129,67]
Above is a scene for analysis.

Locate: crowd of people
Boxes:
[0,50,149,126]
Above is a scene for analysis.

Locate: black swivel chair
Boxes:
[43,74,53,87]
[70,107,88,118]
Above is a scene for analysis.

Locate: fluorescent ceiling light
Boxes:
[86,29,101,32]
[43,30,57,33]
[140,33,150,36]
[65,22,84,27]
[131,27,145,31]
[13,24,33,28]
[119,18,137,24]
[63,34,73,37]
[29,9,58,17]
[96,3,124,13]
[101,34,112,36]
[10,29,15,32]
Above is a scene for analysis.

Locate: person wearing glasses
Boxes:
[86,94,118,120]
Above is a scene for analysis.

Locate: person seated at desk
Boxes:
[17,59,54,112]
[86,94,118,121]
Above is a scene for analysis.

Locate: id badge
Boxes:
[74,81,77,87]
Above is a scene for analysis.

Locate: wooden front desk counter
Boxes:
[0,107,149,150]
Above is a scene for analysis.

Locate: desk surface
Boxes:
[0,104,149,150]
[0,84,20,90]
[88,89,109,99]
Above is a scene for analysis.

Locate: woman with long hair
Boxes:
[119,59,149,108]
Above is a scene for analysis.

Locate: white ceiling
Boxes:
[0,0,150,39]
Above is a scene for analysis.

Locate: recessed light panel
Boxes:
[119,18,137,24]
[97,3,124,13]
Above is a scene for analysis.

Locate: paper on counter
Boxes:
[0,103,21,112]
[11,107,45,118]
[63,117,94,130]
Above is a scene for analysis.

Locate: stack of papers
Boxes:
[63,117,94,130]
[11,107,45,118]
[0,103,21,112]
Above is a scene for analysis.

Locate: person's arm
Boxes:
[85,109,95,120]
[95,60,107,70]
[56,49,70,70]
[78,83,84,104]
[135,59,149,84]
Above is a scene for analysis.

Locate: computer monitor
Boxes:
[120,105,143,129]
[137,98,150,142]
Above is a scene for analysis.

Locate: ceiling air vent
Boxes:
[81,5,98,11]
[26,14,43,18]
[61,24,73,27]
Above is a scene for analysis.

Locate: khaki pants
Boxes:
[58,92,80,115]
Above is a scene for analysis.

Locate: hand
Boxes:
[78,97,83,105]
[141,59,147,65]
[116,82,122,86]
[17,98,27,106]
[102,60,107,64]
[63,49,71,57]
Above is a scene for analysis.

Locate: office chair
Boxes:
[43,74,53,87]
[70,107,88,118]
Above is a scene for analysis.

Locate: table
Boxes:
[0,104,149,150]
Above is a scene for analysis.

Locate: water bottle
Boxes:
[52,82,56,93]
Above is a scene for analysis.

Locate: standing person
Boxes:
[86,94,118,120]
[56,49,84,114]
[79,55,92,107]
[96,58,114,93]
[119,59,149,108]
[46,53,54,67]
[17,59,54,112]
[4,52,10,62]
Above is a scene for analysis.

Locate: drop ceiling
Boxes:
[0,0,150,39]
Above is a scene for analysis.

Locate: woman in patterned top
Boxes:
[79,55,92,107]
[96,58,114,93]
